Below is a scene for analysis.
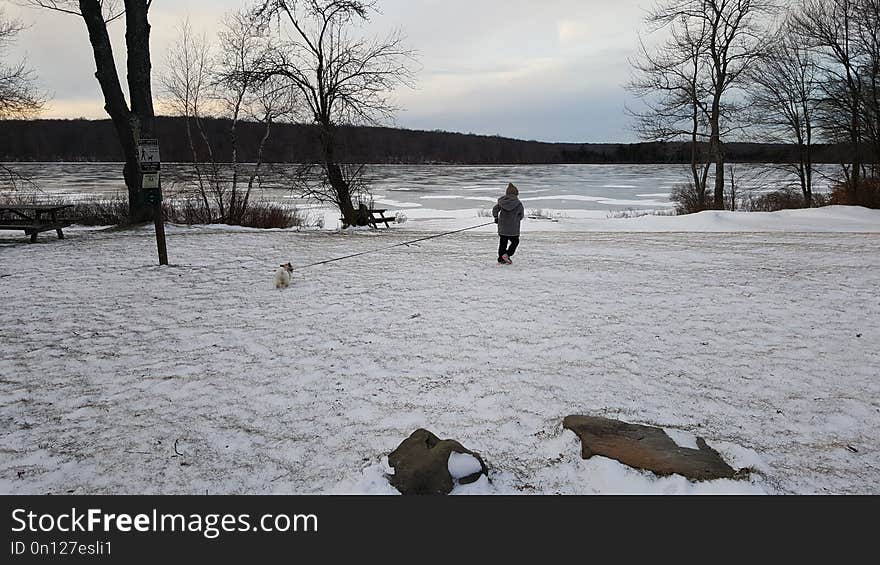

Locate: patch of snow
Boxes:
[665,429,700,450]
[448,452,483,480]
[352,205,880,235]
[332,458,399,495]
[371,196,423,209]
[451,475,493,495]
[713,442,772,475]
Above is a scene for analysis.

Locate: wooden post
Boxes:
[138,139,168,266]
[153,192,168,266]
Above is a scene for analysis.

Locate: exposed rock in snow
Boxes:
[387,429,488,495]
[563,415,740,482]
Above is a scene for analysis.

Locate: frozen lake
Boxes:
[5,162,837,213]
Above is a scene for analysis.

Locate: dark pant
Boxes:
[498,236,520,261]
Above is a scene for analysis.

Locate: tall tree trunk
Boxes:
[184,116,211,217]
[804,90,814,207]
[320,123,357,226]
[79,0,155,223]
[842,10,861,204]
[228,94,246,223]
[794,127,809,207]
[79,1,140,222]
[710,109,725,210]
[244,118,274,214]
[124,1,156,223]
[689,103,705,208]
[804,121,813,207]
[728,164,736,211]
[850,102,861,203]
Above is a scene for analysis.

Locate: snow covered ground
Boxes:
[1,207,878,494]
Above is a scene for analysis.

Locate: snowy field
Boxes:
[1,207,878,495]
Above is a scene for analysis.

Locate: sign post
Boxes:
[137,139,168,265]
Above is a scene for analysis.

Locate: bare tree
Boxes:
[252,0,415,227]
[628,14,713,211]
[0,8,43,119]
[161,20,215,218]
[791,0,868,202]
[20,0,157,222]
[1,7,44,190]
[215,11,296,223]
[160,14,295,225]
[727,163,739,210]
[640,0,778,209]
[746,21,822,206]
[853,0,880,177]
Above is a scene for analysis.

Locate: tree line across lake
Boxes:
[0,117,851,165]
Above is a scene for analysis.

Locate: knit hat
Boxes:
[506,183,519,196]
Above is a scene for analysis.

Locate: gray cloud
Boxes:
[3,0,648,142]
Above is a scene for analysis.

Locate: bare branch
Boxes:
[17,1,125,23]
[0,7,44,118]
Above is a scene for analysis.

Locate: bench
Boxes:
[0,204,74,243]
[366,209,395,228]
[341,208,396,229]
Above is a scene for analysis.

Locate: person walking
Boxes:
[492,183,525,265]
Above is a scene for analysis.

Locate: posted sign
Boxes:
[143,173,160,189]
[138,138,167,266]
[138,139,160,172]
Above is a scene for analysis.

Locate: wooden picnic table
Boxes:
[366,209,395,228]
[0,203,74,243]
[340,207,396,229]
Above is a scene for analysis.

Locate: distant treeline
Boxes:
[0,117,849,164]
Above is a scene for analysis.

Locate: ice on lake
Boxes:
[5,162,837,213]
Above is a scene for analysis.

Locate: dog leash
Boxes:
[297,221,496,270]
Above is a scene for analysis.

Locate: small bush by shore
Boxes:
[233,201,308,229]
[527,209,566,221]
[1,191,310,229]
[742,188,830,212]
[828,179,880,209]
[71,196,131,226]
[670,183,709,215]
[78,196,308,228]
[607,208,676,219]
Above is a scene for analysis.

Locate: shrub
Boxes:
[71,195,130,225]
[0,191,40,208]
[744,187,806,212]
[828,178,880,209]
[742,187,833,212]
[607,208,676,219]
[670,183,709,215]
[526,209,565,221]
[235,201,307,229]
[812,192,831,207]
[161,197,214,225]
[7,193,308,229]
[160,197,308,229]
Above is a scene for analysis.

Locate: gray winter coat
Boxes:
[492,195,524,237]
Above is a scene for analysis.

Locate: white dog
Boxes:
[274,262,294,289]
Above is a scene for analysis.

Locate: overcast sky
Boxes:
[3,0,653,143]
